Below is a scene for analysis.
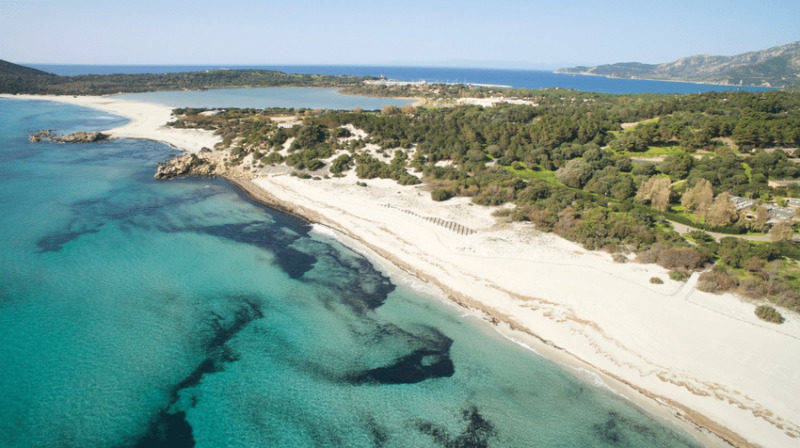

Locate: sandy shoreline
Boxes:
[4,93,799,448]
[0,93,222,152]
[230,175,783,448]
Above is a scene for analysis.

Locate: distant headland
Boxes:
[558,40,800,89]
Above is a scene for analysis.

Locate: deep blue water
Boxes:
[0,98,703,447]
[30,64,768,94]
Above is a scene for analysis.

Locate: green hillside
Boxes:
[0,60,366,95]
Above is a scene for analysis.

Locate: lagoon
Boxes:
[113,87,414,110]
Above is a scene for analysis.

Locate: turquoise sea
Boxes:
[0,98,703,447]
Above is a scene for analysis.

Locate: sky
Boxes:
[1,0,799,69]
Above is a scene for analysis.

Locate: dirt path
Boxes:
[667,220,775,242]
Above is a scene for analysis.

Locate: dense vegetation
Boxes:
[0,59,367,95]
[173,88,800,313]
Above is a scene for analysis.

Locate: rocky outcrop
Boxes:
[29,129,111,143]
[154,153,218,179]
[29,129,55,142]
[57,131,110,143]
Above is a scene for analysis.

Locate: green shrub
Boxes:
[398,173,422,185]
[754,305,785,324]
[636,244,708,270]
[329,154,353,174]
[697,270,737,293]
[334,127,352,138]
[305,158,324,171]
[737,276,768,298]
[650,277,663,284]
[669,270,688,282]
[431,189,452,201]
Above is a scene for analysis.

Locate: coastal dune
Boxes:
[4,93,799,448]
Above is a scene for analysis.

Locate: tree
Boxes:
[466,149,486,162]
[706,192,738,227]
[770,220,795,242]
[609,133,647,152]
[555,159,592,188]
[635,176,671,211]
[610,175,636,200]
[661,152,694,179]
[741,205,770,232]
[381,105,400,115]
[680,178,713,216]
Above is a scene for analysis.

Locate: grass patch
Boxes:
[503,163,560,186]
[742,162,752,183]
[617,117,660,134]
[633,145,684,158]
[662,205,758,236]
[666,205,704,225]
[779,259,800,292]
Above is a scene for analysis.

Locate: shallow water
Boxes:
[113,87,414,110]
[0,98,702,447]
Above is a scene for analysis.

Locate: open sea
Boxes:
[0,97,706,445]
[31,64,769,94]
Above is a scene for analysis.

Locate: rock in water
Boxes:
[154,154,216,179]
[55,131,111,143]
[28,129,111,143]
[29,129,56,142]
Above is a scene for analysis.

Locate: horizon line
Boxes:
[15,61,569,72]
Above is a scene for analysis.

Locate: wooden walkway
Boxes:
[382,204,476,235]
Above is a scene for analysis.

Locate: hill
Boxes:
[0,60,63,93]
[0,60,366,95]
[558,41,800,89]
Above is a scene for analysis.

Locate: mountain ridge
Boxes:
[558,40,800,89]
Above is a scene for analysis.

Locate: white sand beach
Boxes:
[5,93,800,448]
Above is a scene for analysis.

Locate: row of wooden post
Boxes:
[382,204,476,235]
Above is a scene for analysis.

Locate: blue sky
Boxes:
[1,0,798,68]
